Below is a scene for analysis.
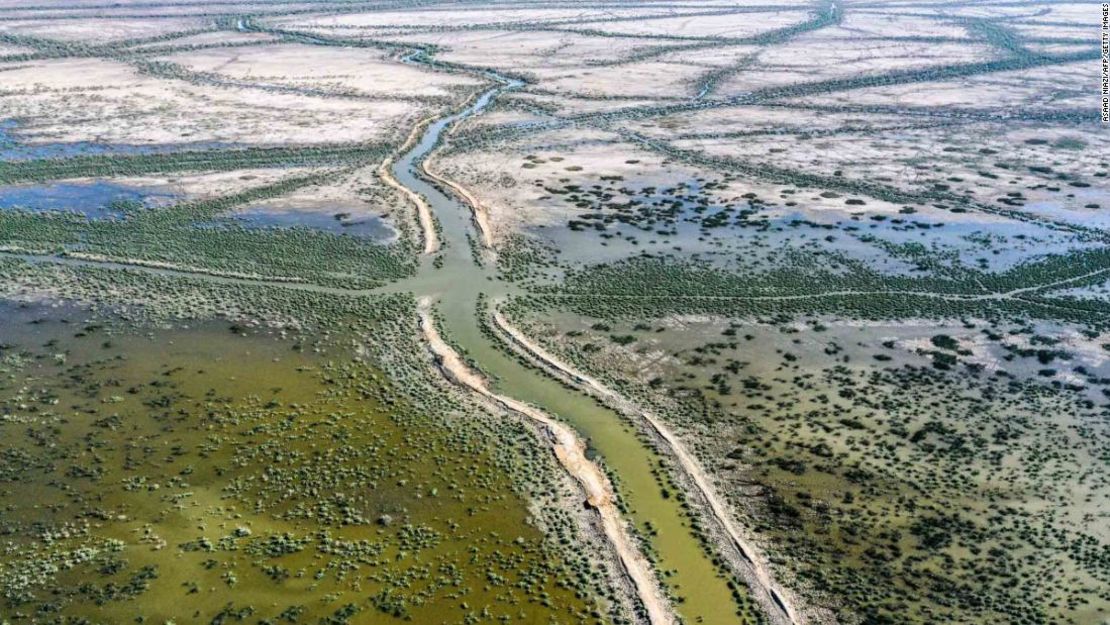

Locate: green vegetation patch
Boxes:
[0,144,387,186]
[536,249,1110,328]
[0,297,617,624]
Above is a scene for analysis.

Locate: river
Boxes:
[389,75,750,625]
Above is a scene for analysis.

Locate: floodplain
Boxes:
[0,1,1106,625]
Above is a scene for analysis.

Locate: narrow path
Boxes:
[417,298,675,625]
[381,157,439,255]
[377,113,440,255]
[491,304,802,625]
[422,152,495,249]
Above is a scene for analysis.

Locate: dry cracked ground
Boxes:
[0,2,1107,625]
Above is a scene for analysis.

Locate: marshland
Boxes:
[0,2,1106,625]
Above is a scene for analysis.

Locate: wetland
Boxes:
[0,2,1106,625]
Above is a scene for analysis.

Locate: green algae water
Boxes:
[0,301,606,623]
[389,75,756,625]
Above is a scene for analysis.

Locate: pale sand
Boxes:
[422,153,495,249]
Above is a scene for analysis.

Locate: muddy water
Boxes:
[390,77,750,624]
[0,69,754,625]
[0,180,176,217]
[0,300,599,623]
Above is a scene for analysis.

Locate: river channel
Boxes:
[388,74,747,625]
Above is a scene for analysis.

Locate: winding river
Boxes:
[388,74,762,625]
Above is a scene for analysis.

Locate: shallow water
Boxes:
[0,118,237,161]
[540,311,1110,625]
[535,180,747,265]
[534,177,1094,276]
[222,204,396,241]
[0,180,176,218]
[1023,196,1110,229]
[0,299,601,624]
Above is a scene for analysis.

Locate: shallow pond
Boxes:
[0,181,177,218]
